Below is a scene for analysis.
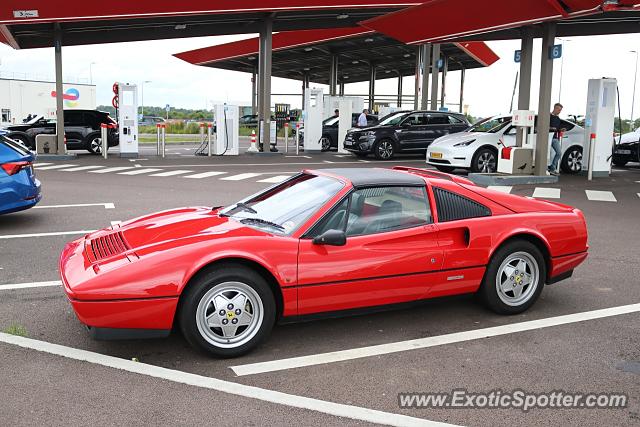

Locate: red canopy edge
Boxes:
[174,27,373,65]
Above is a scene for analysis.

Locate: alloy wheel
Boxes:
[377,141,394,159]
[495,252,540,307]
[477,151,497,173]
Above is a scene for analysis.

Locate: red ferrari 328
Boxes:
[59,167,588,357]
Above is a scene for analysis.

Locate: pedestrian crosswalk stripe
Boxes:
[34,164,75,170]
[149,170,193,177]
[89,167,136,174]
[33,163,53,167]
[117,168,162,175]
[60,165,105,172]
[585,190,617,202]
[220,173,262,181]
[183,171,227,179]
[257,175,291,184]
[532,187,561,199]
[487,185,513,194]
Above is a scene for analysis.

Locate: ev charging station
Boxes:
[304,88,324,152]
[115,83,139,158]
[213,104,239,156]
[583,78,616,179]
[498,110,535,175]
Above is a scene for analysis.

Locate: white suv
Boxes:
[426,115,584,174]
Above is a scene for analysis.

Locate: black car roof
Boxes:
[316,168,424,187]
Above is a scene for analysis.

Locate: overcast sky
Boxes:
[1,32,639,120]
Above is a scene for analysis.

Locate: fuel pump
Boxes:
[114,82,139,158]
[583,78,617,178]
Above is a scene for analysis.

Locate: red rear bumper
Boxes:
[550,250,588,282]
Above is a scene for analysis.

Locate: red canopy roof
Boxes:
[361,0,640,44]
[0,1,419,25]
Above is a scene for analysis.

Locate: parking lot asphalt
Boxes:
[1,146,639,426]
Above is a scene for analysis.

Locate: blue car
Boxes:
[0,132,42,215]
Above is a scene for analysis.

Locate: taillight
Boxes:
[1,161,31,176]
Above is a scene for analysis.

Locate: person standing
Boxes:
[333,109,340,118]
[548,103,564,175]
[357,109,368,127]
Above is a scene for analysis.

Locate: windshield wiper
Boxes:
[239,217,285,231]
[234,202,257,214]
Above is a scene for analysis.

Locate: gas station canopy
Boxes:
[173,27,499,85]
[0,1,418,49]
[361,0,640,44]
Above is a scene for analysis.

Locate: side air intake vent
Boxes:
[433,188,491,222]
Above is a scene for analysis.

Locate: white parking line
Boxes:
[257,175,292,184]
[0,281,61,291]
[0,230,95,239]
[183,171,227,179]
[33,203,114,210]
[229,303,640,377]
[220,173,262,181]
[117,168,162,175]
[487,185,513,194]
[585,190,617,202]
[0,333,449,427]
[89,167,136,174]
[33,164,75,170]
[59,166,105,172]
[110,221,122,226]
[149,170,194,177]
[532,187,561,199]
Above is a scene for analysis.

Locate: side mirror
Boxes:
[312,229,346,246]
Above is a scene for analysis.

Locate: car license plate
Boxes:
[345,139,353,146]
[430,152,443,159]
[615,149,631,155]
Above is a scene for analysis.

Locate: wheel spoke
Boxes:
[221,324,239,338]
[230,293,247,310]
[512,283,524,298]
[213,295,230,311]
[236,310,253,327]
[206,312,222,328]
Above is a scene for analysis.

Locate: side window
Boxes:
[560,120,575,131]
[64,111,81,126]
[83,113,101,128]
[402,113,425,126]
[367,115,377,126]
[448,115,465,125]
[309,197,350,237]
[345,186,431,236]
[433,187,491,222]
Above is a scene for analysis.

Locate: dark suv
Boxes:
[344,110,470,160]
[298,113,378,151]
[4,110,118,154]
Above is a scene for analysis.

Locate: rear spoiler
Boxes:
[392,166,476,186]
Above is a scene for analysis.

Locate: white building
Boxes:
[0,78,96,125]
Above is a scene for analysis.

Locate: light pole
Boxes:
[89,62,96,84]
[141,80,152,117]
[630,50,638,129]
[557,38,570,104]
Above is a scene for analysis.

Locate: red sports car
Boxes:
[59,167,588,357]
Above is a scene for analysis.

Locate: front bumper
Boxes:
[344,134,374,153]
[59,236,178,334]
[426,147,470,168]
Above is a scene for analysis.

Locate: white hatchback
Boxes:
[426,115,585,174]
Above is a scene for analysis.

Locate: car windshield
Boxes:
[323,116,339,126]
[467,116,512,133]
[377,112,408,126]
[219,173,344,235]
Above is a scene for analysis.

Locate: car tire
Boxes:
[320,135,333,152]
[10,135,31,150]
[560,146,583,174]
[373,139,395,160]
[179,264,276,358]
[471,147,498,173]
[86,133,104,155]
[479,240,546,315]
[435,165,456,173]
[612,159,628,167]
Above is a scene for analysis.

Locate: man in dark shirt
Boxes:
[548,103,564,175]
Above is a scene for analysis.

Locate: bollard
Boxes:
[207,123,213,157]
[100,123,108,159]
[284,122,289,153]
[247,129,258,153]
[587,132,596,181]
[295,122,300,155]
[161,123,166,158]
[156,123,162,156]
